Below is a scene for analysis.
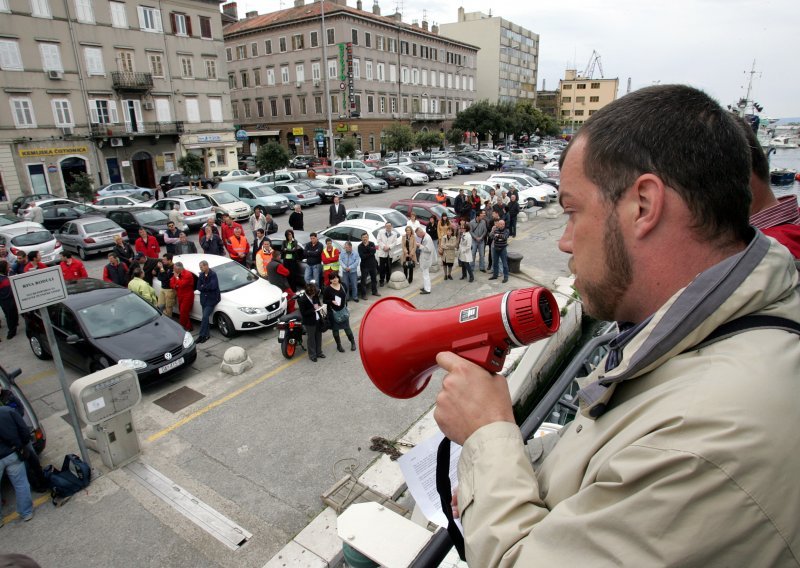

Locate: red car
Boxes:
[389,200,459,230]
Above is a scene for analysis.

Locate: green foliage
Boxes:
[177,153,204,178]
[383,123,415,154]
[445,128,465,148]
[255,142,290,175]
[454,99,562,143]
[336,138,356,160]
[415,130,443,152]
[67,172,94,201]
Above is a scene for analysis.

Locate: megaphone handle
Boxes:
[436,437,466,561]
[451,333,508,374]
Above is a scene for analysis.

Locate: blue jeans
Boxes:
[304,264,321,286]
[0,452,33,518]
[342,269,359,300]
[471,239,485,271]
[492,247,509,279]
[199,304,214,338]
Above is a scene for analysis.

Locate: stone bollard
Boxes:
[220,346,253,375]
[507,251,523,274]
[387,269,409,290]
[517,212,528,223]
[544,206,560,219]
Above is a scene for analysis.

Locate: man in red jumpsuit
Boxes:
[170,261,195,331]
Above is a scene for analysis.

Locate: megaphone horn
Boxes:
[359,287,560,399]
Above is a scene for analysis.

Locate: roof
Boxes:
[224,1,479,51]
[65,279,128,309]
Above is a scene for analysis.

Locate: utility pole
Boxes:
[320,1,335,162]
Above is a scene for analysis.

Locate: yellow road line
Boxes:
[18,369,56,386]
[2,494,50,525]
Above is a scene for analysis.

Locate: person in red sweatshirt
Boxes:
[23,251,47,272]
[59,252,88,281]
[170,261,195,332]
[134,228,161,259]
[219,214,243,246]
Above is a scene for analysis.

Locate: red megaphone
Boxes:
[359,287,560,399]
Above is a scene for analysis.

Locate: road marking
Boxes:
[2,494,50,524]
[18,369,56,386]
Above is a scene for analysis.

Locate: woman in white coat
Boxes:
[458,225,474,282]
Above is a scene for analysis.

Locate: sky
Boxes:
[232,0,800,118]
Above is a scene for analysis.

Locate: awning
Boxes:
[183,141,238,149]
[246,130,281,137]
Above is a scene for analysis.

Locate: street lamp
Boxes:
[320,1,335,162]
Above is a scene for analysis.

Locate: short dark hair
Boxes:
[257,228,265,236]
[738,117,769,183]
[564,84,751,244]
[0,260,8,275]
[162,253,173,261]
[310,232,318,238]
[61,251,72,259]
[27,250,38,262]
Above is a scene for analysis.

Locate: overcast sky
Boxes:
[233,0,799,118]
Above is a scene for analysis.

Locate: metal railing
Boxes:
[89,120,184,137]
[111,71,154,91]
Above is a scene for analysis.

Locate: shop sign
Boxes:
[47,165,57,173]
[234,130,248,142]
[292,127,304,136]
[199,134,223,143]
[19,146,88,158]
[335,123,349,133]
[350,125,359,132]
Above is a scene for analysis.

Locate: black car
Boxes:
[40,203,104,232]
[372,168,402,188]
[1,365,46,454]
[159,172,213,192]
[298,179,345,203]
[289,155,315,168]
[25,279,197,383]
[105,207,170,243]
[457,156,488,172]
[460,152,497,170]
[410,162,436,177]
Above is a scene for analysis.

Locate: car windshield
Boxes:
[125,193,148,202]
[72,204,101,215]
[251,186,278,197]
[430,205,451,218]
[84,220,120,233]
[134,210,168,223]
[11,230,52,246]
[302,180,327,188]
[184,198,211,210]
[397,166,414,173]
[78,293,159,338]
[0,214,18,226]
[383,211,409,227]
[355,172,375,179]
[210,192,237,204]
[212,260,259,293]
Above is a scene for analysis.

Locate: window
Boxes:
[138,6,162,32]
[266,68,275,85]
[279,37,287,52]
[310,31,318,48]
[292,34,304,50]
[367,95,374,113]
[311,62,320,82]
[589,110,596,116]
[180,56,193,78]
[389,64,396,83]
[205,59,217,80]
[591,82,600,89]
[314,96,322,114]
[199,16,212,39]
[412,68,419,85]
[402,97,408,114]
[439,71,445,88]
[243,100,251,119]
[351,29,358,45]
[390,97,396,113]
[185,97,199,122]
[562,96,571,103]
[250,42,258,57]
[354,94,360,113]
[563,84,572,90]
[109,2,127,27]
[430,98,436,113]
[30,0,51,17]
[365,32,371,48]
[401,67,408,84]
[353,59,360,80]
[256,99,264,118]
[561,109,570,116]
[376,36,384,51]
[299,97,307,115]
[39,43,63,72]
[117,49,134,72]
[231,101,238,119]
[240,70,249,88]
[575,110,584,116]
[252,67,260,85]
[330,94,338,114]
[379,96,385,113]
[228,73,236,89]
[155,97,170,122]
[376,63,384,82]
[421,69,427,86]
[400,41,408,55]
[226,47,232,62]
[365,60,372,81]
[0,40,22,70]
[84,47,104,75]
[389,38,397,53]
[11,97,36,127]
[74,0,94,23]
[590,96,599,103]
[149,53,163,77]
[270,99,278,117]
[88,99,118,124]
[327,59,336,79]
[264,39,272,54]
[280,65,289,84]
[236,45,245,59]
[295,64,305,83]
[171,12,190,35]
[576,96,585,103]
[430,71,436,87]
[577,83,586,89]
[52,99,73,126]
[326,28,334,45]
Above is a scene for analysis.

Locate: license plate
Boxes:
[278,330,285,339]
[158,356,184,374]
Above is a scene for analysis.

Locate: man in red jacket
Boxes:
[23,251,47,272]
[135,228,161,259]
[59,252,88,281]
[219,214,243,246]
[170,261,195,332]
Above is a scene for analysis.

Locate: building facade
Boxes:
[222,0,478,157]
[558,69,618,133]
[0,0,233,203]
[439,8,538,105]
[536,90,560,121]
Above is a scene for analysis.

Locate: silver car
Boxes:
[0,222,63,265]
[56,216,128,260]
[151,195,215,228]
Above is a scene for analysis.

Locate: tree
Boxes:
[178,153,204,188]
[445,128,464,148]
[453,100,500,147]
[67,172,94,202]
[255,142,290,179]
[383,123,415,156]
[336,138,356,160]
[415,130,442,153]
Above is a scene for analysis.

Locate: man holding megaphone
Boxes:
[428,86,800,566]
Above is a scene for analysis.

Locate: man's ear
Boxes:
[627,173,666,239]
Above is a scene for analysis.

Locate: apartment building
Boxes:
[439,8,538,105]
[0,0,233,203]
[222,0,478,157]
[558,69,618,133]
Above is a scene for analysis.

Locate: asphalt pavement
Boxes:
[0,168,571,567]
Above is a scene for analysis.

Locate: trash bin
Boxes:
[507,251,523,274]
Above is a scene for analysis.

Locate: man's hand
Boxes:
[434,351,515,445]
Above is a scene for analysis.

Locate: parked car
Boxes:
[216,181,291,215]
[151,195,216,229]
[371,168,402,188]
[191,189,252,223]
[25,279,196,383]
[92,194,155,209]
[105,207,171,243]
[486,175,557,206]
[412,161,453,180]
[213,169,259,183]
[501,165,560,188]
[289,155,315,168]
[0,365,46,454]
[40,203,105,232]
[0,213,22,227]
[0,222,62,265]
[412,186,490,209]
[159,172,213,192]
[456,156,488,172]
[389,200,458,230]
[17,198,81,221]
[55,216,127,260]
[254,169,309,184]
[12,193,58,215]
[488,172,557,199]
[333,160,376,173]
[379,165,428,186]
[382,155,414,166]
[319,219,403,263]
[345,207,409,229]
[297,179,345,203]
[152,254,287,337]
[325,175,364,197]
[95,183,155,200]
[269,183,322,207]
[349,171,387,194]
[307,166,337,179]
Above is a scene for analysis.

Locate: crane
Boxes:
[582,50,604,79]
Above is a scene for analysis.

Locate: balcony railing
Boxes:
[412,112,446,121]
[90,121,184,138]
[111,71,154,91]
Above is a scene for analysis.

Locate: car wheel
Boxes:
[405,178,413,186]
[141,191,152,200]
[78,246,88,260]
[29,334,52,360]
[214,312,236,338]
[90,356,110,373]
[527,198,537,208]
[435,172,442,180]
[364,186,371,194]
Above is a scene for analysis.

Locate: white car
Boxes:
[380,165,428,186]
[487,176,556,206]
[318,219,403,264]
[92,194,155,209]
[325,175,364,197]
[213,169,259,183]
[418,161,453,180]
[345,208,410,229]
[489,172,559,202]
[0,222,63,265]
[152,254,287,337]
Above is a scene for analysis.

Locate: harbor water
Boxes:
[769,147,800,199]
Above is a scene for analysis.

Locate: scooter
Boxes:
[276,309,305,359]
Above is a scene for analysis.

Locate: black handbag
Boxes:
[332,306,349,324]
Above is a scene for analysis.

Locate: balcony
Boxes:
[111,71,154,92]
[412,112,445,121]
[90,121,184,138]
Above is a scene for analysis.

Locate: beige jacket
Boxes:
[457,234,800,567]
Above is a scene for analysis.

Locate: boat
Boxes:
[770,169,797,185]
[770,136,799,149]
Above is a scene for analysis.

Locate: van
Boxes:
[216,181,291,216]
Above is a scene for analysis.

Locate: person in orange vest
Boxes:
[435,188,448,206]
[170,261,195,332]
[321,238,340,287]
[219,213,243,246]
[255,239,274,278]
[59,251,88,281]
[225,226,250,265]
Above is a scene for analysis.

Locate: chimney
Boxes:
[245,10,257,17]
[458,6,465,22]
[421,18,428,31]
[411,19,418,28]
[392,11,401,21]
[431,22,438,34]
[372,0,380,15]
[294,0,304,6]
[221,2,238,20]
[356,0,362,9]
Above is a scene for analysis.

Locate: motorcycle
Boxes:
[277,309,305,359]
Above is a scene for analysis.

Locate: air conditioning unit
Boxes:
[60,126,73,136]
[313,79,320,87]
[47,70,63,80]
[110,137,124,147]
[391,113,399,119]
[142,102,154,110]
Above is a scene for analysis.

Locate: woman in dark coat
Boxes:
[322,272,356,353]
[282,229,304,290]
[297,281,325,362]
